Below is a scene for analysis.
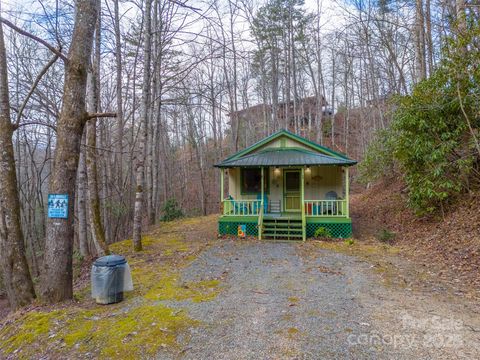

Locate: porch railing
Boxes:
[222,199,349,217]
[222,199,261,216]
[304,199,348,217]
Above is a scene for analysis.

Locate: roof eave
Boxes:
[214,161,357,168]
[220,129,354,164]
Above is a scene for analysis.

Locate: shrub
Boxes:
[314,227,332,238]
[357,21,480,216]
[344,238,355,246]
[391,70,474,215]
[377,229,396,244]
[161,199,183,221]
[357,129,396,185]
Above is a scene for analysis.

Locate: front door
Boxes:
[284,170,301,212]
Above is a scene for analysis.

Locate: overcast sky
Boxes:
[1,0,347,33]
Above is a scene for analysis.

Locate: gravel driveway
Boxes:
[160,240,480,360]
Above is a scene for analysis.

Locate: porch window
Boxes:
[241,168,269,194]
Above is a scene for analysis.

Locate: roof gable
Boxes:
[216,147,357,168]
[224,129,351,162]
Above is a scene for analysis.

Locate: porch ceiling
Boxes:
[215,148,357,168]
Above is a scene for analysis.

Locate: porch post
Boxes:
[261,167,264,211]
[301,167,306,241]
[345,167,349,218]
[260,167,265,240]
[220,168,224,214]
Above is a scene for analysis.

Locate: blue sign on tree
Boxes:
[48,194,69,219]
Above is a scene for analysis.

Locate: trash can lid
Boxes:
[94,254,126,267]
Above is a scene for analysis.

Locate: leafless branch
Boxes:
[87,112,117,119]
[15,53,60,126]
[13,121,57,132]
[0,17,68,62]
[457,82,480,157]
[169,0,201,12]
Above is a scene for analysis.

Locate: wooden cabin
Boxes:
[215,129,357,240]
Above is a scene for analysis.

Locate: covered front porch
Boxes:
[220,166,350,218]
[217,163,353,240]
[215,130,356,240]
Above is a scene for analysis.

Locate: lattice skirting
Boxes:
[219,220,258,236]
[219,219,352,239]
[306,222,352,239]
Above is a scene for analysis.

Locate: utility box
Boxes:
[91,254,133,304]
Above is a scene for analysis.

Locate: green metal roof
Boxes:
[215,148,357,168]
[223,129,352,161]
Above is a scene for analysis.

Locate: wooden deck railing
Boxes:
[222,199,261,216]
[222,199,349,218]
[303,200,348,217]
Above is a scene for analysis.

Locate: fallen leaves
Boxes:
[351,180,480,297]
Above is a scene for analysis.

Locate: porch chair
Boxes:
[252,193,268,214]
[226,195,249,215]
[324,191,338,215]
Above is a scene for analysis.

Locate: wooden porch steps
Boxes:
[261,217,303,241]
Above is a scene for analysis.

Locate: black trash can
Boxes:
[91,254,133,304]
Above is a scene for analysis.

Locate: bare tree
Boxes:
[41,0,101,302]
[0,4,36,308]
[132,0,153,252]
[86,5,108,256]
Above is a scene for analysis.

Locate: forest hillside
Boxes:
[0,0,479,325]
[351,181,480,296]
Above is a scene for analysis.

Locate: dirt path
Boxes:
[1,216,478,359]
[162,240,480,359]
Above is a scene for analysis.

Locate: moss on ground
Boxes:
[0,310,66,356]
[0,215,221,359]
[59,304,197,359]
[144,275,220,302]
[312,239,400,256]
[287,296,299,303]
[287,327,300,337]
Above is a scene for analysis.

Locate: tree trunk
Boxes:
[415,0,427,81]
[0,9,36,309]
[114,0,124,191]
[86,7,108,256]
[132,0,152,252]
[86,73,108,256]
[330,48,335,146]
[272,48,279,129]
[228,0,239,150]
[41,0,99,302]
[425,0,434,74]
[77,135,89,257]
